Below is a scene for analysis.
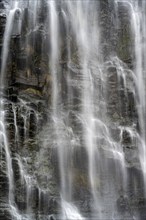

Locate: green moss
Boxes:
[73,169,100,190]
[117,24,132,62]
[23,88,42,97]
[72,50,80,65]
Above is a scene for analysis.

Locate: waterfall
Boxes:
[1,1,20,85]
[0,0,21,213]
[116,0,146,189]
[0,0,146,219]
[130,0,146,183]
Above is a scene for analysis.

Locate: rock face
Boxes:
[0,0,146,220]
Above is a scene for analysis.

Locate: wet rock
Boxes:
[0,0,145,219]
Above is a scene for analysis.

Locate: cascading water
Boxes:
[0,0,22,218]
[115,0,146,190]
[1,0,146,219]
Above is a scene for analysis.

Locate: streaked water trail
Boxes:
[1,0,146,219]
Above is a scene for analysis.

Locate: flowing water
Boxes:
[0,0,21,214]
[0,0,146,219]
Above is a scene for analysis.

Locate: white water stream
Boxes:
[1,0,146,219]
